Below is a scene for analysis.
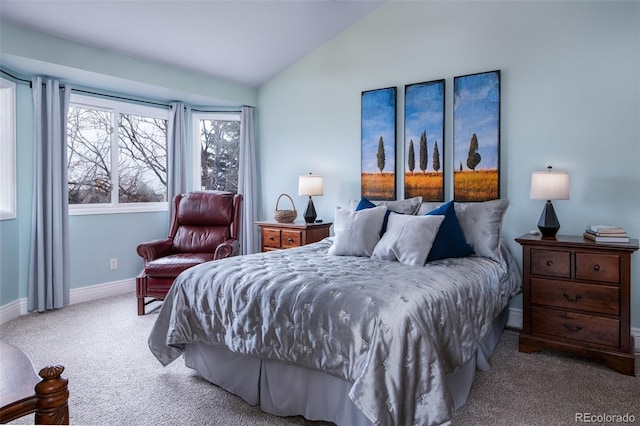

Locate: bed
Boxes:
[149,198,521,425]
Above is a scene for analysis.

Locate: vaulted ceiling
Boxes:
[0,0,385,88]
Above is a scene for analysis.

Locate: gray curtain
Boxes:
[28,77,71,312]
[238,106,258,254]
[167,101,190,215]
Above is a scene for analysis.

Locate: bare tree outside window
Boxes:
[67,96,168,208]
[118,114,167,202]
[67,106,112,204]
[199,118,239,193]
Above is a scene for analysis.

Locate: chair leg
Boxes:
[137,297,145,316]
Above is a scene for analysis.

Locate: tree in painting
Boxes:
[419,131,427,174]
[433,141,440,173]
[376,136,385,174]
[466,133,481,172]
[408,140,415,174]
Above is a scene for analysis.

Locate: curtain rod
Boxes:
[72,88,168,108]
[0,68,246,112]
[1,68,30,84]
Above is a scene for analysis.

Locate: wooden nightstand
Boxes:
[256,221,332,252]
[515,233,639,375]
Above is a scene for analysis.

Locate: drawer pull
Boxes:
[546,260,553,267]
[593,264,600,271]
[268,236,275,241]
[287,238,294,243]
[562,293,582,303]
[563,323,583,333]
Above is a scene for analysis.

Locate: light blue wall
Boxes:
[0,83,33,305]
[0,23,258,306]
[257,2,640,326]
[68,213,168,291]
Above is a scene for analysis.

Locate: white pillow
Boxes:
[371,213,445,266]
[328,206,388,257]
[454,199,510,261]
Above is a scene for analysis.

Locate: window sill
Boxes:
[0,210,16,221]
[69,203,168,216]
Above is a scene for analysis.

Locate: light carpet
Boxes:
[1,293,638,425]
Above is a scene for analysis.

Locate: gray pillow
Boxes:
[328,206,388,257]
[454,199,509,261]
[415,201,443,215]
[348,196,423,215]
[371,213,445,266]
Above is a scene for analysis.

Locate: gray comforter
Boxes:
[149,238,521,425]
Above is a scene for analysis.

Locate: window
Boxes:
[192,112,240,193]
[0,77,16,220]
[67,94,169,214]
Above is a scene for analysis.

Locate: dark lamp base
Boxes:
[537,201,560,238]
[303,197,317,224]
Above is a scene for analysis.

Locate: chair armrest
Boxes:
[214,239,240,260]
[136,239,174,262]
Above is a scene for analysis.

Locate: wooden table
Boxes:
[515,234,639,375]
[256,221,332,252]
[0,341,69,424]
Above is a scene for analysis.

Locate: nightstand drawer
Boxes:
[530,249,570,278]
[576,252,620,284]
[281,230,302,248]
[532,307,620,347]
[531,278,619,315]
[262,228,281,248]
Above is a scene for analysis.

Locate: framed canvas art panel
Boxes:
[361,87,397,200]
[453,70,501,202]
[404,79,445,201]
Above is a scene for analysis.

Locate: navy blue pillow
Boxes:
[355,197,393,236]
[425,201,475,261]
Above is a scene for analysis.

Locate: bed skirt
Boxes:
[183,307,509,425]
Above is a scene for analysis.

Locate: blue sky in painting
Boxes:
[453,71,500,170]
[404,81,444,172]
[361,88,396,173]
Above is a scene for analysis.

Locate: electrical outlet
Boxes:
[110,258,118,270]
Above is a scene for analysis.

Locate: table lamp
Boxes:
[530,166,570,238]
[298,173,323,223]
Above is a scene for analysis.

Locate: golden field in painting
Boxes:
[404,172,443,200]
[362,172,394,199]
[453,169,498,201]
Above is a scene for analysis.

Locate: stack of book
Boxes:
[583,225,630,243]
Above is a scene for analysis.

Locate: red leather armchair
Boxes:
[136,191,243,315]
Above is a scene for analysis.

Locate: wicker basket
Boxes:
[273,193,297,223]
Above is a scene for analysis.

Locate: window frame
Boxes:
[191,111,241,192]
[68,94,170,215]
[0,77,16,220]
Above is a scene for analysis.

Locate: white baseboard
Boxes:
[507,307,640,354]
[0,278,135,325]
[68,278,135,305]
[507,306,523,330]
[0,299,22,326]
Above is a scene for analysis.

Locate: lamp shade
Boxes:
[530,169,569,200]
[298,175,323,197]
